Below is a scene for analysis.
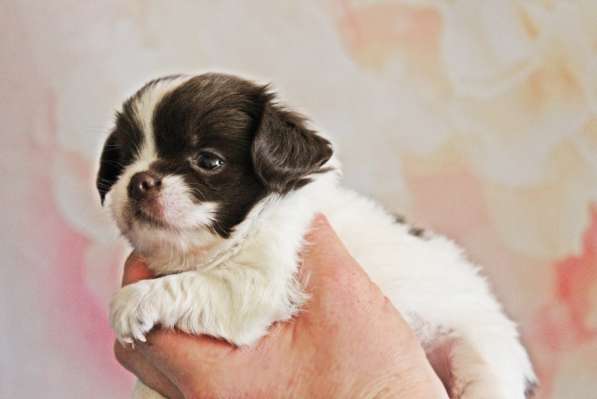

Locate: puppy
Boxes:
[98,73,536,398]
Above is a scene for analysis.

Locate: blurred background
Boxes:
[2,1,597,398]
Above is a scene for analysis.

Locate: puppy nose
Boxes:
[128,171,161,200]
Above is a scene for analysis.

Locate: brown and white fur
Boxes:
[97,73,536,398]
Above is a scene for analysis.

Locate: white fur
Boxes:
[133,76,192,155]
[108,82,536,399]
[159,175,219,229]
[132,380,165,399]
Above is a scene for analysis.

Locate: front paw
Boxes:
[110,282,157,345]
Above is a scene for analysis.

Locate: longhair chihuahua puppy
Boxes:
[98,73,536,398]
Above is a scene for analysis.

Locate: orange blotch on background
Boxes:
[402,156,491,239]
[332,0,442,72]
[554,206,597,339]
[528,206,597,397]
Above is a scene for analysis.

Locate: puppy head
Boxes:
[97,73,333,254]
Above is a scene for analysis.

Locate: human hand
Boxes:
[114,215,449,399]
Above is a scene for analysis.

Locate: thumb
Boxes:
[137,329,237,389]
[122,252,155,286]
[122,254,237,389]
[300,214,373,293]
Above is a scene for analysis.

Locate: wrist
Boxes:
[358,374,448,399]
[353,361,449,399]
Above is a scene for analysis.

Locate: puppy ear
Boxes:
[96,132,121,205]
[252,99,333,193]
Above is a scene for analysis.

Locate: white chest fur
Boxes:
[113,176,536,399]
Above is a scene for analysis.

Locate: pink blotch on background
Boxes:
[554,206,597,341]
[332,0,441,71]
[22,93,133,395]
[528,206,597,397]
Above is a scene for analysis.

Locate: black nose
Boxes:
[128,171,161,200]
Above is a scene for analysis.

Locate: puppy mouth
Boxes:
[134,208,170,229]
[130,199,172,230]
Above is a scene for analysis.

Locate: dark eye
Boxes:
[192,151,225,172]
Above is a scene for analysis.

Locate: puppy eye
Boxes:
[192,151,225,172]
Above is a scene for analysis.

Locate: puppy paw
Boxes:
[109,282,158,345]
[132,380,167,399]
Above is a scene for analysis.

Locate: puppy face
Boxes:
[97,73,332,253]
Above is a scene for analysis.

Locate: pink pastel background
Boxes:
[2,1,597,398]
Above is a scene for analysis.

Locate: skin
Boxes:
[114,215,450,399]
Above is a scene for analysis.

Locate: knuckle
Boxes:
[113,341,134,369]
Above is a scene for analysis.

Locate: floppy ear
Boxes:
[96,132,121,205]
[252,101,333,193]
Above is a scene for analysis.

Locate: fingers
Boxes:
[117,255,176,395]
[119,255,239,392]
[122,252,154,286]
[114,341,184,399]
[130,216,346,378]
[116,214,379,395]
[135,328,237,390]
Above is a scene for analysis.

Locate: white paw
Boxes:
[110,282,158,345]
[132,380,167,399]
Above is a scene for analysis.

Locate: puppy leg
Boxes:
[446,328,536,399]
[132,380,166,399]
[110,269,295,346]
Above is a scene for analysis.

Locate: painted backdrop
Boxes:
[2,1,597,398]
